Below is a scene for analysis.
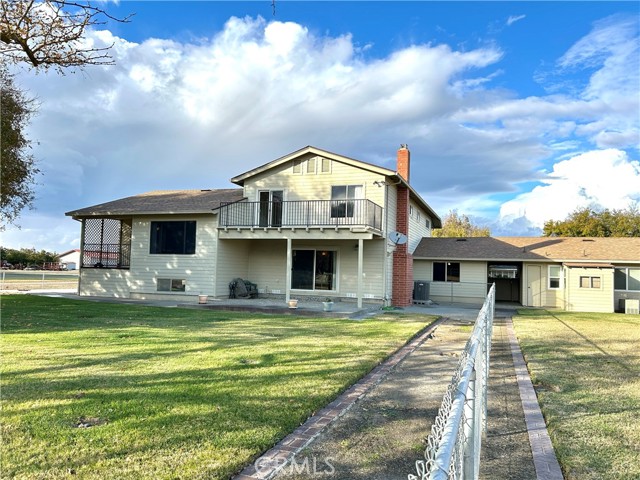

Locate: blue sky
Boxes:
[2,1,639,253]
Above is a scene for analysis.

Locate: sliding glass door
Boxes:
[291,249,336,291]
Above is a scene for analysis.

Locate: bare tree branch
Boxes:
[0,0,132,73]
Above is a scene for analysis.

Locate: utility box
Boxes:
[625,299,640,315]
[413,280,430,304]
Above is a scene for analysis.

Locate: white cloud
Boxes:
[2,12,639,252]
[506,15,526,27]
[499,149,640,228]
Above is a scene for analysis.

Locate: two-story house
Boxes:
[65,146,442,307]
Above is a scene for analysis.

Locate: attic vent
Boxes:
[200,189,212,192]
[582,239,595,242]
[456,238,467,242]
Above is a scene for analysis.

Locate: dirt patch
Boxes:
[73,417,107,428]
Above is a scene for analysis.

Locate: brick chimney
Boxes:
[392,144,413,307]
[397,144,410,183]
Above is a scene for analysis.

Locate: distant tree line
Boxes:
[543,206,640,237]
[0,247,59,269]
[431,210,491,237]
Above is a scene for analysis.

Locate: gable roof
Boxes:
[230,145,442,228]
[231,146,395,184]
[413,236,640,264]
[65,189,245,218]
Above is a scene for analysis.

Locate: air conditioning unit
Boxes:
[413,280,430,304]
[625,299,640,315]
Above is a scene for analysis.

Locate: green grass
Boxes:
[0,295,434,479]
[513,309,640,480]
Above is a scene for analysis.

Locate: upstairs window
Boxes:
[150,221,196,255]
[331,185,362,218]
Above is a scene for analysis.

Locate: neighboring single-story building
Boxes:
[56,249,81,270]
[413,236,640,313]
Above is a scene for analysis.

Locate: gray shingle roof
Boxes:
[413,236,640,263]
[65,189,245,218]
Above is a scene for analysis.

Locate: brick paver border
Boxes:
[506,317,564,480]
[232,318,444,480]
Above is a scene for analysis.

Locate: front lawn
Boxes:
[0,295,434,479]
[513,310,640,480]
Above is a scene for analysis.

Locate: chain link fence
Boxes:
[409,283,496,480]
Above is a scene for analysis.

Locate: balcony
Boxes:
[218,199,383,232]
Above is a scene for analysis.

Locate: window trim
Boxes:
[157,278,186,292]
[615,267,640,291]
[579,276,601,289]
[330,184,363,219]
[291,248,338,291]
[433,261,461,283]
[320,157,331,174]
[306,157,316,174]
[150,221,196,255]
[548,265,563,289]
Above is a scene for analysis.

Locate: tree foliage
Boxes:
[1,65,38,228]
[1,0,131,72]
[1,1,130,226]
[1,246,58,267]
[543,206,640,237]
[432,210,491,238]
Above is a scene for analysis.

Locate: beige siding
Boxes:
[408,199,432,253]
[565,267,614,313]
[247,240,287,294]
[242,155,386,208]
[238,239,385,299]
[79,269,132,297]
[80,214,219,299]
[413,260,487,304]
[129,215,218,297]
[337,239,385,299]
[215,239,251,297]
[522,263,565,308]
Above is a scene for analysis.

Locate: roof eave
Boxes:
[67,210,219,219]
[389,173,442,228]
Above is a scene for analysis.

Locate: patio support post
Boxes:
[285,238,292,302]
[357,238,364,308]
